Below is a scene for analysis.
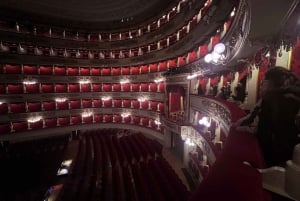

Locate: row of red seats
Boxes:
[0,115,163,135]
[0,82,165,94]
[0,100,164,114]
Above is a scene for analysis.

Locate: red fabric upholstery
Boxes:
[102,83,112,92]
[159,61,167,72]
[41,83,54,93]
[112,67,121,76]
[158,82,165,92]
[149,64,158,73]
[140,83,148,92]
[71,116,81,125]
[149,83,158,92]
[5,64,22,74]
[131,100,140,109]
[113,99,122,108]
[23,65,38,74]
[103,114,113,122]
[29,120,43,130]
[158,103,164,113]
[42,101,55,111]
[55,83,68,93]
[12,121,27,132]
[131,83,140,92]
[39,66,53,75]
[168,59,177,68]
[91,67,101,76]
[10,102,26,113]
[0,123,11,135]
[25,84,39,93]
[140,65,148,74]
[122,99,131,108]
[199,45,208,58]
[188,51,197,62]
[92,83,102,92]
[123,116,131,123]
[150,101,158,111]
[140,100,149,110]
[121,67,130,75]
[93,99,102,108]
[132,116,140,124]
[114,114,122,123]
[82,99,92,108]
[94,114,103,123]
[178,56,186,67]
[69,83,80,92]
[81,84,91,92]
[69,100,81,109]
[58,116,70,126]
[27,102,41,112]
[103,99,112,107]
[122,83,130,92]
[131,66,139,75]
[141,117,149,126]
[7,84,23,94]
[113,83,121,92]
[80,67,90,76]
[56,101,68,110]
[54,66,66,75]
[67,67,79,76]
[101,67,111,76]
[44,118,57,128]
[0,103,8,114]
[82,116,93,124]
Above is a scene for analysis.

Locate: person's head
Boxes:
[260,66,299,97]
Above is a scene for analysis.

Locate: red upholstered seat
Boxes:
[112,67,121,76]
[92,83,102,92]
[131,83,140,92]
[101,67,111,76]
[140,83,149,92]
[149,83,158,92]
[29,120,43,130]
[69,83,80,92]
[56,101,68,110]
[122,83,130,92]
[0,103,8,114]
[113,99,122,108]
[199,45,208,58]
[67,67,79,76]
[55,83,68,93]
[149,63,158,73]
[71,116,81,125]
[5,64,22,74]
[94,114,103,123]
[150,101,158,111]
[58,116,70,126]
[12,121,27,132]
[0,123,11,135]
[44,118,57,128]
[82,99,92,108]
[39,66,53,75]
[25,84,39,93]
[158,82,165,92]
[140,100,149,110]
[158,103,164,113]
[114,114,122,123]
[131,66,139,75]
[141,117,149,126]
[41,83,54,93]
[80,83,91,92]
[121,67,130,75]
[103,114,113,122]
[122,99,131,108]
[80,67,90,76]
[93,99,102,108]
[54,66,66,75]
[159,61,167,72]
[7,84,23,94]
[103,99,112,107]
[91,67,101,76]
[82,116,93,124]
[168,59,177,68]
[188,51,197,62]
[42,101,55,111]
[131,100,140,109]
[10,102,26,113]
[140,65,148,74]
[178,56,186,67]
[113,83,121,92]
[69,100,81,109]
[102,83,112,92]
[123,116,131,123]
[23,65,38,74]
[27,102,42,112]
[132,116,140,124]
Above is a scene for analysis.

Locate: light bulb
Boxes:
[204,54,213,63]
[214,43,226,54]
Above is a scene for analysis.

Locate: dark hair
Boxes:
[265,66,298,88]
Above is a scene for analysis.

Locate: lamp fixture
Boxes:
[55,97,67,102]
[23,79,37,85]
[82,111,93,118]
[138,96,148,102]
[120,78,130,84]
[154,77,165,83]
[28,116,42,123]
[199,116,211,127]
[154,119,161,125]
[204,43,227,65]
[121,112,131,118]
[79,78,90,84]
[101,96,111,101]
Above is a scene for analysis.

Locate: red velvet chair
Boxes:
[67,67,79,76]
[80,67,90,76]
[10,102,26,113]
[0,103,8,114]
[113,83,121,92]
[91,67,101,76]
[140,100,149,110]
[102,83,112,92]
[131,83,140,92]
[150,101,158,111]
[121,67,130,75]
[71,116,81,125]
[123,116,131,124]
[80,83,91,92]
[92,83,102,92]
[159,61,167,72]
[199,45,208,58]
[149,63,158,73]
[12,121,28,132]
[103,99,112,107]
[114,114,122,123]
[168,59,177,68]
[56,101,69,110]
[113,99,122,108]
[44,118,57,128]
[112,67,121,76]
[158,103,164,113]
[149,83,158,92]
[39,66,53,75]
[158,82,165,92]
[69,100,81,109]
[82,99,92,108]
[94,114,103,123]
[140,83,149,92]
[27,102,42,112]
[122,83,130,92]
[69,83,80,93]
[122,99,131,108]
[54,66,66,75]
[178,56,186,67]
[131,100,140,109]
[82,115,93,124]
[131,66,139,75]
[140,65,148,74]
[23,65,38,74]
[58,116,70,126]
[93,99,102,108]
[101,67,111,76]
[29,120,43,130]
[0,123,11,135]
[141,117,149,127]
[24,84,39,93]
[41,83,54,93]
[103,114,113,123]
[132,116,140,125]
[7,84,23,94]
[188,51,197,62]
[42,101,56,111]
[55,83,68,93]
[5,64,22,74]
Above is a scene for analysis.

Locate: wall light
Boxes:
[138,97,148,102]
[204,43,227,65]
[121,113,131,118]
[101,96,111,101]
[154,119,161,125]
[23,79,37,85]
[79,79,90,84]
[82,111,93,118]
[28,116,42,123]
[55,97,67,102]
[120,79,130,84]
[199,116,211,127]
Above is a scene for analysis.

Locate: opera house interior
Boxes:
[0,0,300,200]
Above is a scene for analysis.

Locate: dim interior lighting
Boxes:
[154,119,161,125]
[101,96,111,101]
[82,111,93,118]
[28,116,42,123]
[57,159,72,176]
[204,43,227,65]
[120,79,130,84]
[79,79,90,84]
[199,116,211,127]
[138,97,148,102]
[0,101,3,105]
[187,74,197,80]
[55,97,67,102]
[230,9,236,17]
[154,77,165,83]
[23,79,37,85]
[185,138,195,146]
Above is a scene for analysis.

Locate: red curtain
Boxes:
[169,92,181,112]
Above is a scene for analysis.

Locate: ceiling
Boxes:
[0,0,175,31]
